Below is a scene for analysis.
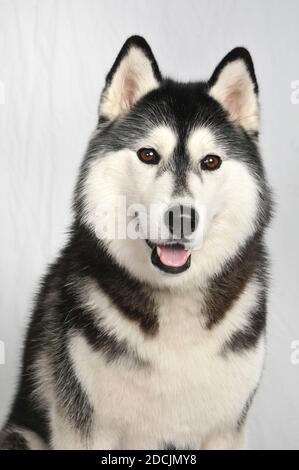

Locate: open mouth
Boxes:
[146,240,191,274]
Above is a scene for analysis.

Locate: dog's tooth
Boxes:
[157,246,161,257]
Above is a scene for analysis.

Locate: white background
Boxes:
[0,0,299,450]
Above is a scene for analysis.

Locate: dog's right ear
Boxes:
[99,36,162,121]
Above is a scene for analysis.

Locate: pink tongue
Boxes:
[158,245,189,267]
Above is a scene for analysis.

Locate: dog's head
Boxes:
[75,36,272,288]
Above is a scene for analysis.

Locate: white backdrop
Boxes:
[0,0,299,450]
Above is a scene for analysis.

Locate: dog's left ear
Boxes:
[208,48,259,134]
[99,36,162,121]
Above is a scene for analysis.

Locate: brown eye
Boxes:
[200,154,222,171]
[137,148,160,165]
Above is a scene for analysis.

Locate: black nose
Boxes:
[164,205,199,239]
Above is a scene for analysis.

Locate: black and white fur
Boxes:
[0,36,272,450]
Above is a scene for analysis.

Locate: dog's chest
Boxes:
[70,292,263,449]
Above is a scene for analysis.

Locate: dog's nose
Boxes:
[164,205,199,239]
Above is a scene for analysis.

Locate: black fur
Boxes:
[208,47,258,94]
[237,387,258,430]
[223,292,267,354]
[105,35,162,90]
[68,224,159,335]
[2,222,156,447]
[0,430,29,450]
[162,441,191,450]
[205,235,270,330]
[51,330,93,438]
[1,36,273,449]
[77,74,272,215]
[4,299,51,445]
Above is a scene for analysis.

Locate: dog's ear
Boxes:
[208,48,259,134]
[99,36,162,121]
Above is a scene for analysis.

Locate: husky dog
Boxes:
[0,36,272,450]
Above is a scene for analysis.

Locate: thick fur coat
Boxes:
[0,36,272,450]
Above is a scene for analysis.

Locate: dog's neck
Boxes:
[66,221,264,335]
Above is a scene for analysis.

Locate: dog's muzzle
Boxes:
[164,204,199,239]
[147,204,199,274]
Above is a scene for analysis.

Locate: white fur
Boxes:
[21,429,48,450]
[45,124,263,449]
[1,43,267,452]
[82,123,259,290]
[187,127,225,164]
[54,53,263,449]
[100,47,159,120]
[6,427,48,450]
[209,59,259,132]
[50,409,90,450]
[60,277,264,450]
[135,125,177,161]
